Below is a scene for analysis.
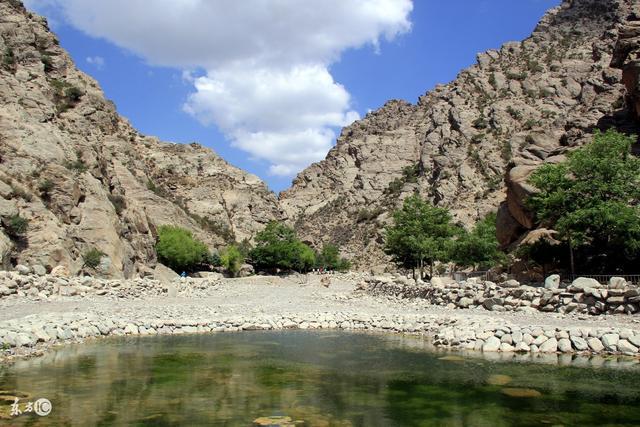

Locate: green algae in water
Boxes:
[1,331,640,426]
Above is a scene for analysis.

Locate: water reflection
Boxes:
[1,331,640,426]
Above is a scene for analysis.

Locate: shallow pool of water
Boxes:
[1,331,640,426]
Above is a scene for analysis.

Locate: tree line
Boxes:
[383,195,505,279]
[155,221,350,277]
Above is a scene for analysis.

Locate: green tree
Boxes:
[155,225,209,273]
[316,243,351,272]
[384,195,457,279]
[528,130,640,273]
[220,245,243,277]
[450,213,506,270]
[249,221,316,273]
[294,241,316,272]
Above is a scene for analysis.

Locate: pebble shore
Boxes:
[1,271,640,364]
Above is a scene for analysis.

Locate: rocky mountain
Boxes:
[0,0,637,278]
[0,0,283,278]
[280,0,637,271]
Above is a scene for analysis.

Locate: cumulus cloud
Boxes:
[25,0,413,176]
[86,55,105,69]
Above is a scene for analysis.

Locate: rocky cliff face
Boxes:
[0,0,635,277]
[281,0,635,270]
[0,0,283,278]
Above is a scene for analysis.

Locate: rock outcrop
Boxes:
[281,0,635,267]
[0,0,283,278]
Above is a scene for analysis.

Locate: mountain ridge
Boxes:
[0,0,637,277]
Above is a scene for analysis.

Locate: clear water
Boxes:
[1,331,640,426]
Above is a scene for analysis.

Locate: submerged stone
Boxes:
[487,374,512,385]
[501,388,542,398]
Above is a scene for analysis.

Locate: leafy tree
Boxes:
[384,195,457,279]
[155,225,209,273]
[450,213,506,270]
[220,245,243,277]
[249,221,316,273]
[294,241,316,272]
[528,130,640,273]
[316,243,351,272]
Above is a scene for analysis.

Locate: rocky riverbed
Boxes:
[1,271,640,365]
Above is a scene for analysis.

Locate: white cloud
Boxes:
[86,55,105,69]
[25,0,413,176]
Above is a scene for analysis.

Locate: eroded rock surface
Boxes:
[0,0,283,277]
[281,0,635,266]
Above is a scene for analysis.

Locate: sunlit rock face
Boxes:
[281,0,634,268]
[0,0,284,278]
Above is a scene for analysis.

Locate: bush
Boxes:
[249,221,316,273]
[41,54,53,72]
[2,47,15,71]
[64,151,88,173]
[207,252,222,267]
[4,214,28,238]
[316,244,351,272]
[83,248,105,269]
[220,245,243,277]
[473,116,487,129]
[50,79,83,113]
[384,178,404,195]
[506,106,522,120]
[65,86,83,102]
[155,225,209,273]
[38,179,54,199]
[401,164,420,183]
[527,60,543,73]
[295,242,316,272]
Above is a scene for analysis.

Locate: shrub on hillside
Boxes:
[155,225,209,273]
[4,214,28,238]
[83,248,104,269]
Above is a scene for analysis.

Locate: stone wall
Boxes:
[0,270,220,301]
[359,275,640,316]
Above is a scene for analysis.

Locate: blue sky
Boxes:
[25,0,559,193]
